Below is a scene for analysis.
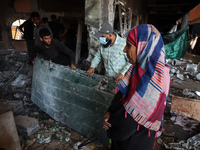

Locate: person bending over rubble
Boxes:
[103,24,171,150]
[87,22,131,84]
[31,28,76,70]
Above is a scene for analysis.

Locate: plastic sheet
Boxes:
[162,26,189,60]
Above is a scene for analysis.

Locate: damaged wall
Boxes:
[0,0,85,51]
[0,0,38,51]
[85,0,147,71]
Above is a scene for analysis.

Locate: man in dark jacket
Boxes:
[31,28,76,70]
[49,14,67,41]
[19,12,36,64]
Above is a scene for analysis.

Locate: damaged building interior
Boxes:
[1,0,200,149]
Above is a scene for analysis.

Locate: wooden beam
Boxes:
[171,96,200,121]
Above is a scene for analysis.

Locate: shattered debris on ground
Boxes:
[1,49,200,149]
[154,56,200,150]
[0,49,108,150]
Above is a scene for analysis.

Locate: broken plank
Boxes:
[171,95,200,121]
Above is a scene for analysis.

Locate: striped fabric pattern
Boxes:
[117,24,170,131]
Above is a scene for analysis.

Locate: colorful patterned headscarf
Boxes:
[117,24,170,131]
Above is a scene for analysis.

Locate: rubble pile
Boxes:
[0,49,32,100]
[154,58,200,150]
[167,59,200,99]
[1,49,200,150]
[0,49,107,150]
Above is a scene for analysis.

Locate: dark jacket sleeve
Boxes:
[107,91,123,114]
[31,45,40,61]
[57,41,75,65]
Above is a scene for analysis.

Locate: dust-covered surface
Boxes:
[1,49,200,150]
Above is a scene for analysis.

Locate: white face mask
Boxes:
[99,37,108,45]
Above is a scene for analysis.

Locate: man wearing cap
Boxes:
[87,22,131,84]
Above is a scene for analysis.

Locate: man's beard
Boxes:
[103,39,112,48]
[43,41,52,47]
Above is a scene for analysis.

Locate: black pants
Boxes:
[25,39,34,63]
[111,120,155,150]
[107,91,156,150]
[108,107,155,150]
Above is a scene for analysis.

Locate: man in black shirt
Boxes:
[32,28,76,70]
[19,12,36,64]
[49,15,67,41]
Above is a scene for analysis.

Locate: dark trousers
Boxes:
[111,124,155,150]
[108,107,155,150]
[107,91,156,150]
[25,39,34,63]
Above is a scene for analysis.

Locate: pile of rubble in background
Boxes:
[154,58,200,150]
[1,49,200,150]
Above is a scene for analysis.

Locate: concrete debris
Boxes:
[170,114,199,131]
[14,115,40,136]
[196,73,200,80]
[171,96,200,121]
[0,111,21,150]
[0,49,109,150]
[1,49,200,149]
[186,64,198,73]
[95,78,109,90]
[0,100,24,116]
[73,142,82,150]
[11,74,31,87]
[182,89,196,98]
[164,133,200,150]
[195,91,200,97]
[176,73,184,80]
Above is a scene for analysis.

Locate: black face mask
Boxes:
[103,38,112,48]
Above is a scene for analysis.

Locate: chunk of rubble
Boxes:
[167,133,200,149]
[14,115,40,136]
[182,89,195,98]
[196,73,200,81]
[186,64,198,73]
[11,74,30,87]
[177,73,184,80]
[0,100,24,115]
[195,91,200,97]
[0,111,21,150]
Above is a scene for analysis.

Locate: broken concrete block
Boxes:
[171,96,200,121]
[176,73,184,80]
[0,111,21,150]
[186,64,198,72]
[14,115,40,136]
[0,100,24,115]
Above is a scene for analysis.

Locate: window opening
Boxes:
[11,19,26,40]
